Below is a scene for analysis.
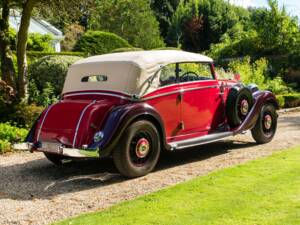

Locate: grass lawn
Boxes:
[56,146,300,225]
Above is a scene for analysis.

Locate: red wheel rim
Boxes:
[240,99,249,116]
[129,131,152,166]
[264,114,272,130]
[135,138,150,158]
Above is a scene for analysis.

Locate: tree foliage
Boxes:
[167,0,250,52]
[209,0,300,59]
[150,0,180,42]
[90,0,165,49]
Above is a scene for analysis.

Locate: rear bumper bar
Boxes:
[14,142,99,158]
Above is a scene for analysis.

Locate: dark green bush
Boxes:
[13,103,45,128]
[0,80,17,122]
[74,31,131,55]
[28,81,58,107]
[28,55,83,98]
[111,47,144,53]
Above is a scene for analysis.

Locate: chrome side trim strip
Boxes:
[64,92,132,100]
[73,100,96,147]
[36,104,56,141]
[142,85,218,101]
[169,131,233,150]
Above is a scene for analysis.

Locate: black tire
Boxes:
[44,152,65,166]
[226,87,254,127]
[113,120,161,178]
[251,104,277,144]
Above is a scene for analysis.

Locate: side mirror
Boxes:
[234,73,241,81]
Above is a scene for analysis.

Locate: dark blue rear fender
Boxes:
[89,103,169,157]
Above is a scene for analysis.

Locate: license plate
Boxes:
[40,142,62,154]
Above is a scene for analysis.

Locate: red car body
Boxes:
[25,50,278,177]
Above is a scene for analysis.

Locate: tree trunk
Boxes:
[16,0,35,100]
[0,0,16,90]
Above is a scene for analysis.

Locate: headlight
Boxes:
[94,131,104,142]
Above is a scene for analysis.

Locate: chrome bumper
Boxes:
[14,142,99,158]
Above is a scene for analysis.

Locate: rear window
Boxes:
[81,75,108,82]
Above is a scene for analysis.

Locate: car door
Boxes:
[179,62,224,137]
[144,64,183,142]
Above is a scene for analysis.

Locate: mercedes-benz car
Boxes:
[24,50,278,177]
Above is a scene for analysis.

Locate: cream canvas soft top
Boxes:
[62,50,213,96]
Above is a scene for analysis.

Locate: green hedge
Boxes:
[28,55,83,98]
[74,31,131,55]
[0,123,28,153]
[111,47,144,53]
[277,93,300,108]
[26,51,86,62]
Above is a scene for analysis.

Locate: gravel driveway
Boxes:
[0,110,300,225]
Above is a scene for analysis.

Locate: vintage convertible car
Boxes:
[25,50,278,177]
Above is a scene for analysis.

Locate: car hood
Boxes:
[34,99,120,148]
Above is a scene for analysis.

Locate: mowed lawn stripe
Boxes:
[56,146,300,225]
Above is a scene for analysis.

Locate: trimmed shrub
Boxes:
[28,55,83,97]
[74,31,131,55]
[111,47,144,53]
[26,51,86,63]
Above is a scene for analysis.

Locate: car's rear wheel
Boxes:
[226,87,254,127]
[44,152,65,166]
[251,104,277,144]
[113,120,161,178]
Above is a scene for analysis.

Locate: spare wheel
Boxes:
[226,87,254,127]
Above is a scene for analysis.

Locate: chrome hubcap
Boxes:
[135,138,150,158]
[264,115,272,130]
[240,99,249,116]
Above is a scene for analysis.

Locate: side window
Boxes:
[159,64,177,87]
[179,63,214,83]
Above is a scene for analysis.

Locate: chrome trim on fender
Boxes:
[73,100,96,147]
[142,85,219,101]
[36,104,56,141]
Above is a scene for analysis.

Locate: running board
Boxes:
[169,131,233,150]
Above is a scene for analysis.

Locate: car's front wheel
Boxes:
[251,104,277,144]
[113,120,161,178]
